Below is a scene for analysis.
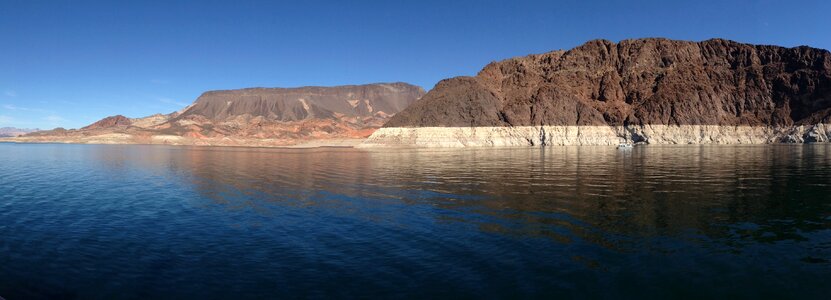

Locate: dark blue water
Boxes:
[0,143,829,299]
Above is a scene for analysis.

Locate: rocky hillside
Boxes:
[180,82,423,121]
[361,38,831,147]
[17,83,425,147]
[155,82,424,139]
[386,38,831,128]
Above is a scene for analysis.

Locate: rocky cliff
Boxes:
[362,38,831,147]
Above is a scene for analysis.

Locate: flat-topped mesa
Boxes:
[178,82,425,122]
[363,38,831,147]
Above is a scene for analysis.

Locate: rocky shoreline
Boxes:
[5,123,830,149]
[358,124,831,148]
[376,38,831,149]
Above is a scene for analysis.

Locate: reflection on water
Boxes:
[0,143,829,298]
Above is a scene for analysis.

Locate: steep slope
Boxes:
[363,38,831,147]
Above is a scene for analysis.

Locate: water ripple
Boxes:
[0,144,829,298]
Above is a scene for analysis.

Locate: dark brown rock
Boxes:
[386,38,831,127]
[383,77,505,127]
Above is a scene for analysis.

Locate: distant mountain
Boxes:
[180,82,423,121]
[362,38,831,147]
[0,127,38,137]
[20,83,425,147]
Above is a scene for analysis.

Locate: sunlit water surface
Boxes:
[0,143,829,299]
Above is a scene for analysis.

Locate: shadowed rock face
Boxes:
[386,38,831,127]
[179,82,425,121]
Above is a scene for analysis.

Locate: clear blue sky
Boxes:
[1,0,829,129]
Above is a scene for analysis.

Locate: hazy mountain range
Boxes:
[0,127,38,137]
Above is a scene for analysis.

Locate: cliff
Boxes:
[362,38,831,147]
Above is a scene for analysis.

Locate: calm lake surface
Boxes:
[0,143,829,299]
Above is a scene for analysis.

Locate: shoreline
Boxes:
[0,136,366,149]
[4,124,831,149]
[358,124,831,148]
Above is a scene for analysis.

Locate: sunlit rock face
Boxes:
[365,38,831,147]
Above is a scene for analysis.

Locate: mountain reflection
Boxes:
[88,144,831,253]
[3,143,829,298]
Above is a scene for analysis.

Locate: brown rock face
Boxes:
[158,82,425,140]
[81,115,132,130]
[386,38,831,127]
[179,82,425,121]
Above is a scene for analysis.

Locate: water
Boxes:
[0,143,829,299]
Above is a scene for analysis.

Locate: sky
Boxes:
[1,0,829,129]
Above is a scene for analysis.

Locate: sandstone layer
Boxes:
[363,38,831,147]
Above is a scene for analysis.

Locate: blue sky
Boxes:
[1,0,829,129]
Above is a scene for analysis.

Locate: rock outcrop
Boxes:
[362,38,831,147]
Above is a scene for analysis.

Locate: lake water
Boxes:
[0,143,829,299]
